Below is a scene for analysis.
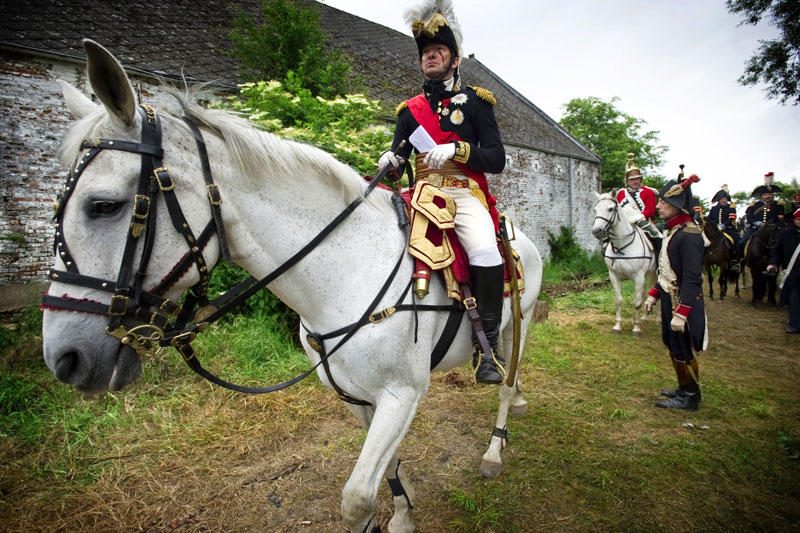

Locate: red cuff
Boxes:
[674,303,692,317]
[648,287,661,299]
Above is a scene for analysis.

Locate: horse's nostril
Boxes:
[54,350,81,383]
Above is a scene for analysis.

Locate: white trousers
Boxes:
[443,186,503,267]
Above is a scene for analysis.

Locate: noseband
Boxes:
[593,198,619,240]
[42,105,229,359]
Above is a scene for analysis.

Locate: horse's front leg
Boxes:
[609,272,624,334]
[342,391,422,533]
[480,382,515,478]
[384,455,415,533]
[631,273,645,336]
[706,266,715,300]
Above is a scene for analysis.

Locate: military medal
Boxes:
[441,108,450,116]
[450,108,463,125]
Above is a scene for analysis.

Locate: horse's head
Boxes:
[592,191,618,240]
[42,40,221,392]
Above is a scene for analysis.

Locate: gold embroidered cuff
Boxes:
[453,141,470,164]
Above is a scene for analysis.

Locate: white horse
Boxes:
[591,192,657,335]
[41,40,542,532]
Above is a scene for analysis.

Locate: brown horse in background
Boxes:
[744,223,780,307]
[702,217,739,300]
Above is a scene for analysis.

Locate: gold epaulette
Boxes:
[469,86,496,106]
[683,224,702,234]
[395,101,408,116]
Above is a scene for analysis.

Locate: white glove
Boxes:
[424,143,456,169]
[753,220,762,227]
[378,150,400,171]
[670,314,687,332]
[767,264,777,272]
[628,212,645,225]
[644,295,657,314]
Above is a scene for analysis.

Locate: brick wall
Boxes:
[0,52,600,304]
[493,146,600,257]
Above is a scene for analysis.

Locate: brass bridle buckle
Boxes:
[106,323,165,358]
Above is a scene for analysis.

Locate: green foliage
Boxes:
[727,0,800,106]
[545,226,606,281]
[559,96,668,190]
[207,262,298,335]
[223,79,392,175]
[229,0,355,98]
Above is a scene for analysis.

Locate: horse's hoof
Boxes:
[510,402,528,415]
[632,330,641,337]
[480,459,503,478]
[612,328,622,334]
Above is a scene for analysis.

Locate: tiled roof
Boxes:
[0,0,599,162]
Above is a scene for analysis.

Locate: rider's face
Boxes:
[421,44,458,80]
[762,193,772,203]
[627,177,642,191]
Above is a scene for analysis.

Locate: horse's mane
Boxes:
[58,86,388,211]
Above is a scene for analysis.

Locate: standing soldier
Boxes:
[708,184,740,270]
[644,174,708,411]
[616,153,661,252]
[378,0,506,384]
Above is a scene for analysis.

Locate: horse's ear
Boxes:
[56,79,98,119]
[594,190,603,200]
[83,39,136,127]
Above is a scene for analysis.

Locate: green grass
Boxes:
[2,273,799,530]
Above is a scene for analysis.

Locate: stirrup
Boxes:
[473,350,506,385]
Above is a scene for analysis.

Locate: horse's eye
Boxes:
[90,200,124,218]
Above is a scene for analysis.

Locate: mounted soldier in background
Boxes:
[740,171,785,257]
[708,184,740,271]
[616,152,661,254]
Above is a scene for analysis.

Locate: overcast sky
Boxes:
[324,0,799,201]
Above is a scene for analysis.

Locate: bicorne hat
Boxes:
[624,152,642,183]
[405,0,463,59]
[711,184,732,203]
[751,171,781,197]
[659,173,701,214]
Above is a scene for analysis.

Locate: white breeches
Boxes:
[443,187,503,267]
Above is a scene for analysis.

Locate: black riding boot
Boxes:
[656,357,701,410]
[650,236,662,257]
[470,265,506,385]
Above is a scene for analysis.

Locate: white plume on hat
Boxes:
[764,173,774,186]
[404,0,463,57]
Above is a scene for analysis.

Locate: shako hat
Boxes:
[712,184,732,203]
[405,0,463,59]
[751,171,781,197]
[624,153,642,183]
[659,172,701,214]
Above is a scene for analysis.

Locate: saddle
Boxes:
[399,179,525,302]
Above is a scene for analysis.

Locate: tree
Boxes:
[229,0,354,98]
[727,0,800,106]
[559,97,668,191]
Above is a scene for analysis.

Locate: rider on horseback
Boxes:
[709,184,740,271]
[739,171,785,257]
[378,0,507,384]
[616,153,661,254]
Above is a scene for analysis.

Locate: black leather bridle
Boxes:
[43,104,229,359]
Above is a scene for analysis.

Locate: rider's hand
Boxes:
[767,264,777,272]
[424,143,456,169]
[644,295,657,314]
[628,212,645,225]
[754,220,762,227]
[670,314,687,332]
[378,150,400,170]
